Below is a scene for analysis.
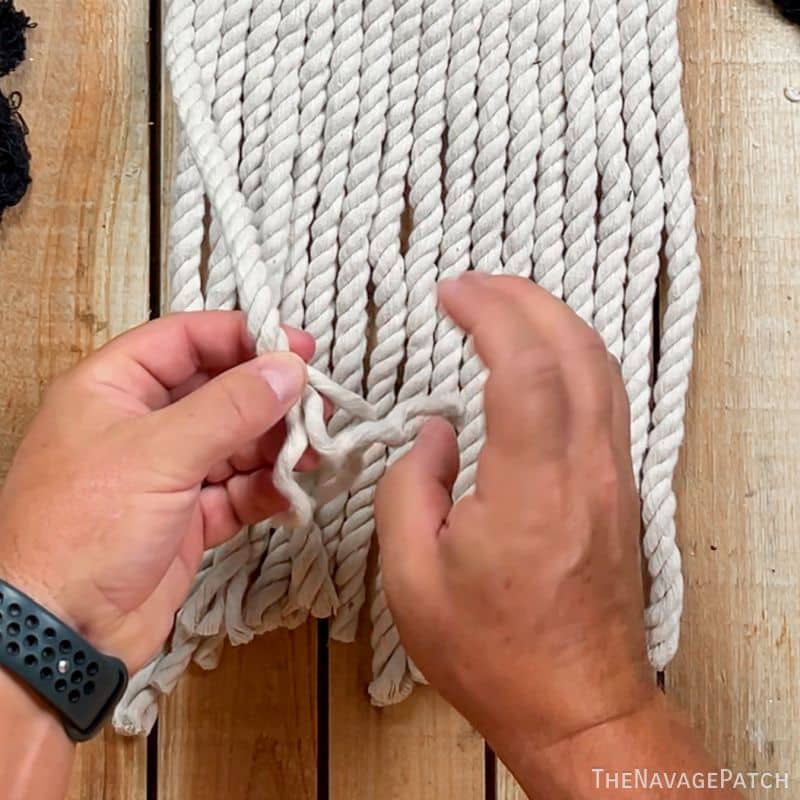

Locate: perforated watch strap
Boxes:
[0,579,128,741]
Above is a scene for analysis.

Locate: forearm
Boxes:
[494,693,742,800]
[0,669,74,800]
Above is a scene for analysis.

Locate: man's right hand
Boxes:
[375,274,657,779]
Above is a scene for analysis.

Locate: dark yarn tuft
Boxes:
[0,0,33,77]
[774,0,800,25]
[0,91,31,220]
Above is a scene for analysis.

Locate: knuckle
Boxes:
[573,324,608,357]
[590,445,625,515]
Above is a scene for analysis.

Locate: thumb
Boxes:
[375,417,459,575]
[139,351,307,483]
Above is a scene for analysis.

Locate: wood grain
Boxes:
[667,0,800,795]
[329,633,484,800]
[0,1,150,798]
[158,628,317,800]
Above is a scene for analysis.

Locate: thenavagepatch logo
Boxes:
[592,769,790,792]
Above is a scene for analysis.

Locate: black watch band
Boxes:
[0,579,128,742]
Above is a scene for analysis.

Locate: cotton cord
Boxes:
[114,0,701,734]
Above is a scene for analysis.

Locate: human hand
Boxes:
[375,274,656,760]
[0,312,311,673]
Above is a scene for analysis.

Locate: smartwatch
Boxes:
[0,579,128,741]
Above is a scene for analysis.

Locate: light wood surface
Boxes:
[667,0,800,795]
[0,1,150,799]
[158,629,317,799]
[329,635,484,799]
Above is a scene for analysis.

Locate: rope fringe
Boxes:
[114,0,700,734]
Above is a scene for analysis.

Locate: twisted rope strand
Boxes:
[294,0,394,619]
[205,0,255,311]
[502,0,541,279]
[562,0,597,323]
[641,0,700,669]
[590,0,631,359]
[166,0,224,313]
[454,0,511,502]
[532,0,566,297]
[243,0,336,632]
[116,0,699,728]
[619,0,664,484]
[369,0,454,705]
[331,0,425,643]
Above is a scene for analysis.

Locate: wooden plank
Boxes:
[496,761,525,800]
[329,554,483,798]
[155,15,318,796]
[330,634,484,799]
[667,0,800,794]
[158,628,317,799]
[0,1,150,798]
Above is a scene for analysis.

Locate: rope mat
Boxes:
[114,0,700,734]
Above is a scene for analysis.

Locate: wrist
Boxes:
[499,692,735,800]
[0,663,71,740]
[0,665,76,800]
[512,692,670,799]
[0,560,158,674]
[0,562,120,658]
[0,562,83,636]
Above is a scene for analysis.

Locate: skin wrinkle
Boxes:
[107,0,698,731]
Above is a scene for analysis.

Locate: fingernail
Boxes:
[259,353,307,404]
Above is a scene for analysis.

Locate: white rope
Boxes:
[619,0,664,484]
[641,0,700,669]
[590,0,631,358]
[453,0,510,505]
[167,0,223,313]
[330,0,417,643]
[562,0,597,323]
[115,0,700,733]
[305,0,395,627]
[532,0,566,297]
[369,0,454,704]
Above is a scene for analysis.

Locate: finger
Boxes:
[199,471,289,547]
[488,276,613,443]
[440,273,570,465]
[167,326,315,405]
[483,275,601,348]
[608,354,634,478]
[438,274,540,372]
[137,352,307,484]
[225,433,319,475]
[81,312,315,410]
[476,348,570,501]
[204,429,319,484]
[284,326,315,363]
[376,418,459,578]
[81,312,254,407]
